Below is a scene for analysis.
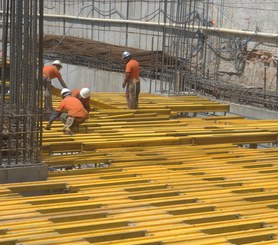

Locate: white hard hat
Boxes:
[52,60,62,68]
[61,88,71,96]
[80,88,90,99]
[122,51,131,59]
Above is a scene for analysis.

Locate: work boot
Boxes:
[63,128,73,136]
[70,125,79,133]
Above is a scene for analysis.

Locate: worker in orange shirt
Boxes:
[44,88,89,135]
[43,60,67,113]
[122,51,140,109]
[71,87,91,112]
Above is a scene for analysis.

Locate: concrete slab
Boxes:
[0,164,48,184]
[229,103,278,119]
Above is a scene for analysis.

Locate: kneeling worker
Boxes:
[44,88,89,135]
[71,87,91,112]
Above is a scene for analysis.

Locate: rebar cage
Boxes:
[0,0,44,167]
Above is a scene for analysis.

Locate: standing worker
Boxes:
[122,51,140,109]
[42,60,67,113]
[71,87,91,112]
[44,88,89,135]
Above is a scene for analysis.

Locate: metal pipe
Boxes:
[276,67,278,94]
[35,0,44,162]
[35,13,278,40]
[0,0,8,164]
[264,66,267,92]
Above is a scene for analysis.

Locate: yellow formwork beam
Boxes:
[2,93,278,244]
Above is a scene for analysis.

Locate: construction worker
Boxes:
[71,88,91,112]
[44,88,89,135]
[42,60,67,113]
[122,51,140,109]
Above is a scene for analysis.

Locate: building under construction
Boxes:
[1,0,278,244]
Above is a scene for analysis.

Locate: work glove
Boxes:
[44,124,51,130]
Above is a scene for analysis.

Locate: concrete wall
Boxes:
[43,0,170,50]
[207,1,278,90]
[50,63,162,94]
[212,0,278,34]
[1,0,277,93]
[41,0,278,93]
[218,58,278,90]
[42,1,278,48]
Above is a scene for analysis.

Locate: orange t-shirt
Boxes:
[43,65,62,80]
[125,59,140,83]
[71,89,90,111]
[56,96,88,118]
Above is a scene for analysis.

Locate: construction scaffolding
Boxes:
[0,0,45,173]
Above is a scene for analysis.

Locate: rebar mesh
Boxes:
[0,0,44,167]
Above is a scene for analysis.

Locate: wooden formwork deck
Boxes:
[1,93,278,244]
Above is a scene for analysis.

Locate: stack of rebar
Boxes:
[0,0,44,167]
[43,35,181,80]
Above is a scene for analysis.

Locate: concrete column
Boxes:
[0,164,48,184]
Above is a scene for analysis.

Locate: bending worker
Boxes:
[43,60,67,112]
[44,88,89,135]
[122,51,140,109]
[71,87,91,112]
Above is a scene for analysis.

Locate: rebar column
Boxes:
[0,0,47,183]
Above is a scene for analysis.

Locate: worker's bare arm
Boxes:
[122,72,131,88]
[59,78,67,88]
